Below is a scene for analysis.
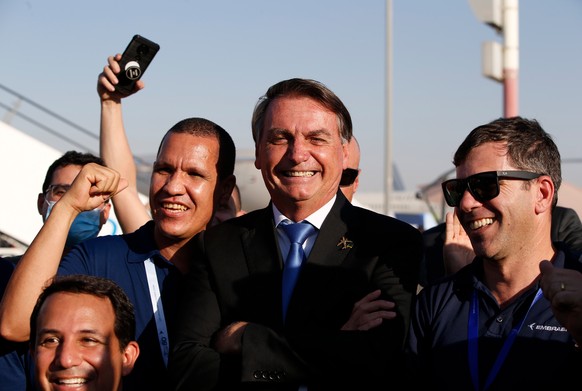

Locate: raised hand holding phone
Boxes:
[115,34,160,95]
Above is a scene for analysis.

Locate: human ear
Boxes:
[121,341,140,376]
[535,175,554,214]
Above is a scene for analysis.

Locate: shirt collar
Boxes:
[454,249,569,296]
[272,195,336,230]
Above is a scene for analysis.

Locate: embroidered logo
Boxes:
[527,322,567,333]
[337,236,353,250]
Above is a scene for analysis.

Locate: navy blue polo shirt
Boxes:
[408,244,582,390]
[58,221,180,391]
[0,257,34,390]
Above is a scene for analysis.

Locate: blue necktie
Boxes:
[280,220,315,322]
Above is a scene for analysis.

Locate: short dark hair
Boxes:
[156,117,236,181]
[251,78,352,144]
[42,151,105,193]
[30,274,136,351]
[453,116,562,206]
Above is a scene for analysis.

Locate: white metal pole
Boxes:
[385,0,393,215]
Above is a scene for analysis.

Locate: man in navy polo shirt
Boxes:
[407,117,582,389]
[0,257,33,390]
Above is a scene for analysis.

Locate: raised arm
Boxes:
[97,54,150,234]
[0,164,125,341]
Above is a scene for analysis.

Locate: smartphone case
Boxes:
[116,34,160,95]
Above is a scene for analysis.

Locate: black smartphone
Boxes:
[115,34,160,95]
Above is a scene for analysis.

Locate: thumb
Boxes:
[539,259,553,275]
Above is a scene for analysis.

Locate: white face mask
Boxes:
[44,200,103,248]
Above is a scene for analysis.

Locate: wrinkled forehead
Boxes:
[456,143,511,178]
[263,96,343,139]
[158,132,220,159]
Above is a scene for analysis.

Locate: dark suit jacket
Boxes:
[169,192,423,390]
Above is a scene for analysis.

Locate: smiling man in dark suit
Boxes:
[170,78,423,390]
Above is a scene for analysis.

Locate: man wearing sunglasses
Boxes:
[407,116,582,389]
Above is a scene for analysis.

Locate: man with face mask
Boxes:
[3,150,111,264]
[38,151,111,251]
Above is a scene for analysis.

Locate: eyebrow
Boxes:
[38,328,103,336]
[306,128,333,137]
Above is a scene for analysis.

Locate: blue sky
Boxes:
[1,0,581,193]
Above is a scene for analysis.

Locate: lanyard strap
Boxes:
[145,258,169,367]
[468,288,542,391]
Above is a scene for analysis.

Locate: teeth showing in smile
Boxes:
[163,203,187,211]
[57,378,87,385]
[285,171,314,177]
[469,218,493,230]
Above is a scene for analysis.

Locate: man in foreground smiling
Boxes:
[30,274,139,391]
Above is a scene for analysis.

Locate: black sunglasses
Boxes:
[441,170,543,207]
[340,168,359,187]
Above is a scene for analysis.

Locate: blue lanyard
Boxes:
[468,288,542,391]
[145,258,169,367]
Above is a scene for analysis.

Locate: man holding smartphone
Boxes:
[0,47,237,390]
